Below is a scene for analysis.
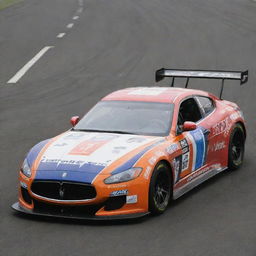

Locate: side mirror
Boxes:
[70,116,80,127]
[183,121,197,132]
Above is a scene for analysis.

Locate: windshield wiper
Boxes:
[73,129,136,135]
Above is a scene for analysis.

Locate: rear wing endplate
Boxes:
[155,68,248,98]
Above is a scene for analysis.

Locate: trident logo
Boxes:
[59,183,65,200]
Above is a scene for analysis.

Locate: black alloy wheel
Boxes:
[228,123,245,170]
[149,162,172,215]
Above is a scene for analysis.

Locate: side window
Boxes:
[196,96,215,115]
[178,98,202,129]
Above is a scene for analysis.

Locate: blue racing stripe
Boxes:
[26,139,50,167]
[190,128,205,170]
[35,170,101,184]
[111,139,164,175]
[35,162,106,184]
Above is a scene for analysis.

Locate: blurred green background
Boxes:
[0,0,22,10]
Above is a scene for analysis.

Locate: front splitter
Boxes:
[11,202,149,221]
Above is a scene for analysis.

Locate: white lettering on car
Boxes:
[212,141,226,151]
[110,190,128,197]
[212,116,232,137]
[166,144,179,154]
[144,166,152,180]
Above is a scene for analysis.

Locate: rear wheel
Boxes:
[228,123,245,170]
[149,162,172,215]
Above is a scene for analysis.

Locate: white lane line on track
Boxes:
[67,23,74,29]
[73,16,79,20]
[57,33,66,38]
[7,46,54,84]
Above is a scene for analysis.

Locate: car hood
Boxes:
[32,131,162,183]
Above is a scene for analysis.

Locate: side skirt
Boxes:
[173,165,227,200]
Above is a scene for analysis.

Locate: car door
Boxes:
[173,97,210,184]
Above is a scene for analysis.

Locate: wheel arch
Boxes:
[236,121,246,139]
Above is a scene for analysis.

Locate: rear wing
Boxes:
[155,68,248,99]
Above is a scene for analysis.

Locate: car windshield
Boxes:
[74,101,174,136]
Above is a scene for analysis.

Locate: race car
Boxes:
[12,68,248,220]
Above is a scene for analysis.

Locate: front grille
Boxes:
[31,180,96,200]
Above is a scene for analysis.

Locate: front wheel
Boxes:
[149,162,172,215]
[228,123,245,170]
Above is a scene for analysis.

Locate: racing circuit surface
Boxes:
[1,0,256,255]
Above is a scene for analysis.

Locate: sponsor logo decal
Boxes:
[179,139,188,149]
[41,157,83,165]
[91,134,118,141]
[107,184,127,189]
[112,146,127,154]
[154,151,165,157]
[149,156,157,165]
[212,141,225,152]
[212,117,232,137]
[40,157,107,168]
[179,139,190,172]
[166,143,179,154]
[181,152,190,171]
[126,195,138,204]
[69,140,109,156]
[64,133,86,140]
[110,190,128,197]
[126,137,146,143]
[187,163,221,182]
[181,146,189,154]
[148,150,165,166]
[54,143,68,147]
[144,166,152,180]
[172,158,181,184]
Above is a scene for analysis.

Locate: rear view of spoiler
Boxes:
[155,68,248,98]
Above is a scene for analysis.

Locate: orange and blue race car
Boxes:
[12,68,248,220]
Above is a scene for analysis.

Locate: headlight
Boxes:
[104,167,142,184]
[20,159,31,178]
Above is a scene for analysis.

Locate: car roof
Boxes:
[102,87,217,103]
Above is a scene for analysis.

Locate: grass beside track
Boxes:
[0,0,23,10]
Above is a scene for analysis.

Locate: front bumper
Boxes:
[11,202,149,221]
[17,170,150,220]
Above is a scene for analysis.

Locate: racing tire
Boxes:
[228,123,245,170]
[149,162,172,215]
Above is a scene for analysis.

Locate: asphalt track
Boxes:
[1,0,256,255]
